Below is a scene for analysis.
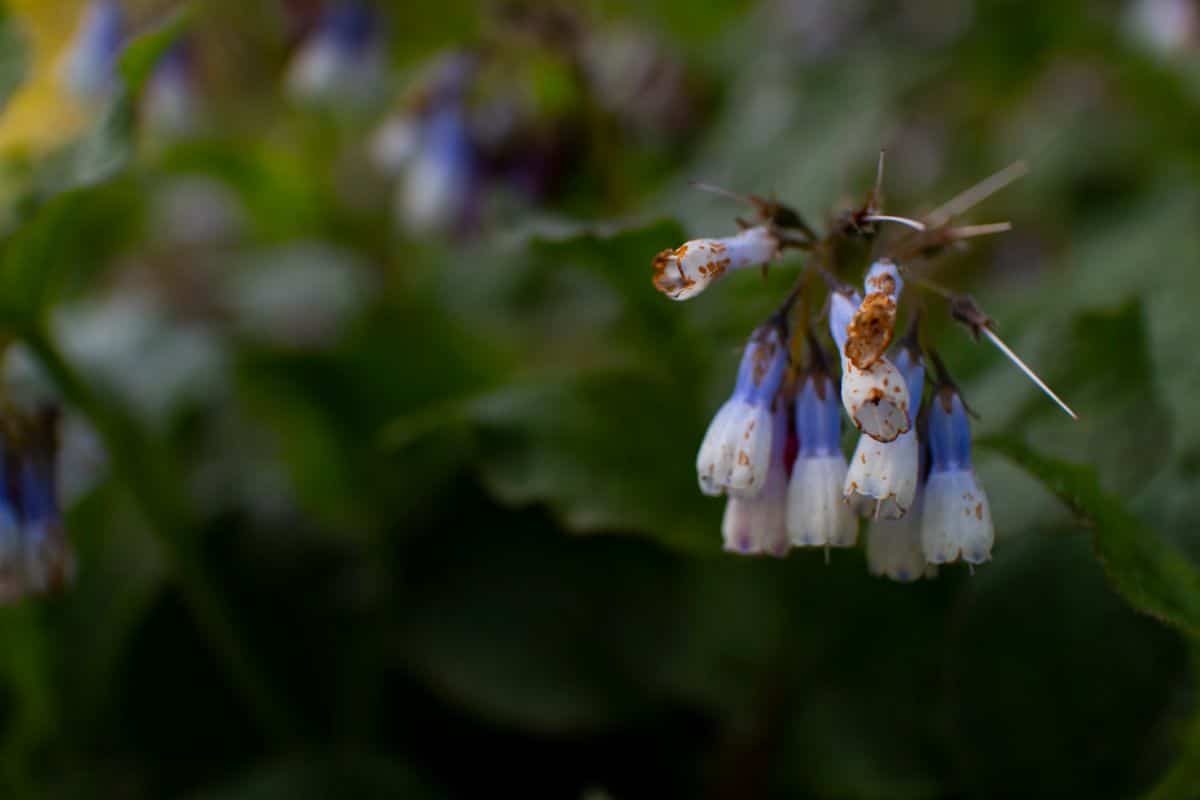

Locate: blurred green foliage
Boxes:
[0,0,1198,798]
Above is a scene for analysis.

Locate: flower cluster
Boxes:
[654,162,1074,580]
[0,406,72,603]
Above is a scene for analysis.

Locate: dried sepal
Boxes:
[844,292,897,370]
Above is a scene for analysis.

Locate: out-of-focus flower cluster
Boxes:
[364,6,704,236]
[51,1,708,237]
[656,166,1073,581]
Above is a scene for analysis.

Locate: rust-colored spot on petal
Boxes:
[751,342,777,385]
[845,293,897,370]
[975,503,983,520]
[865,272,896,296]
[738,451,750,466]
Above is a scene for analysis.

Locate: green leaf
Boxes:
[980,435,1200,636]
[999,301,1172,495]
[469,370,717,552]
[116,5,193,91]
[0,180,142,328]
[411,221,728,551]
[0,605,55,796]
[1145,645,1200,800]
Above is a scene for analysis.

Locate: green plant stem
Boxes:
[23,326,302,749]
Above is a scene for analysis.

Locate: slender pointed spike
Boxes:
[947,222,1013,240]
[874,149,886,202]
[980,327,1079,420]
[927,161,1029,228]
[873,500,881,521]
[688,180,753,206]
[910,275,956,300]
[864,214,926,232]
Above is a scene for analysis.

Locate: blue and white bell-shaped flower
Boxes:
[653,226,780,301]
[844,344,923,518]
[697,326,788,498]
[722,398,790,556]
[920,386,994,564]
[786,372,856,547]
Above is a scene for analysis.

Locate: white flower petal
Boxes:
[726,404,773,497]
[844,429,919,520]
[696,399,742,496]
[867,500,932,582]
[787,454,857,547]
[920,469,994,565]
[722,456,788,557]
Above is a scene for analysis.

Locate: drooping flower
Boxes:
[696,325,788,497]
[844,343,923,518]
[920,385,994,565]
[867,496,937,582]
[653,226,779,301]
[722,398,789,556]
[61,0,125,100]
[786,371,857,547]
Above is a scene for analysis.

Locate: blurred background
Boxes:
[0,0,1198,797]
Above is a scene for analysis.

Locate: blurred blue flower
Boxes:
[285,2,384,109]
[143,42,201,138]
[61,0,126,100]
